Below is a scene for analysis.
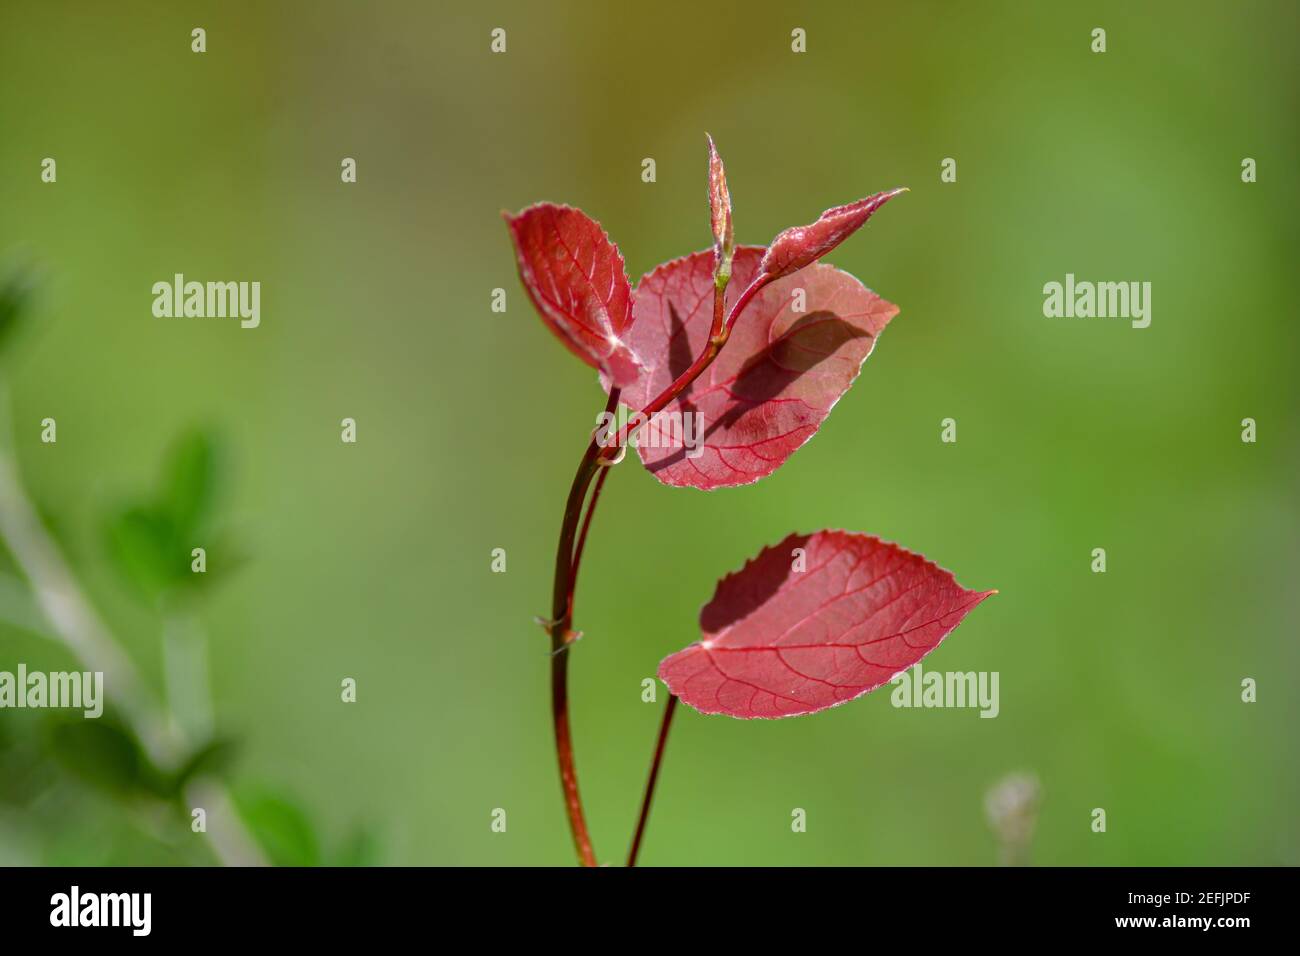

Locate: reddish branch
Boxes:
[547,272,758,866]
[627,694,678,866]
[546,391,617,867]
[534,170,905,866]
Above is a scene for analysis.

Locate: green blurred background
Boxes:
[0,0,1296,866]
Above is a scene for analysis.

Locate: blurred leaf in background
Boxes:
[104,427,245,604]
[231,788,383,867]
[333,825,383,868]
[232,789,321,867]
[0,259,36,355]
[45,713,170,801]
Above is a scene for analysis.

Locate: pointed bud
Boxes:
[760,187,907,280]
[706,134,734,284]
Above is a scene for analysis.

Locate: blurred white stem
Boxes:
[163,611,214,742]
[0,387,265,865]
[184,779,266,867]
[0,451,171,753]
[0,453,164,747]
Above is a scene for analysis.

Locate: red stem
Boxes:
[548,451,599,866]
[627,695,679,867]
[547,387,620,867]
[568,463,610,621]
[722,270,770,336]
[546,264,770,866]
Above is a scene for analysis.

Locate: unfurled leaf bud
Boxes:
[706,134,734,284]
[760,188,907,280]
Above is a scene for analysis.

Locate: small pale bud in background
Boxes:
[984,771,1041,865]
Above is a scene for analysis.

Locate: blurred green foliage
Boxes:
[104,428,243,603]
[0,263,35,354]
[0,267,374,866]
[47,716,168,799]
[233,790,321,866]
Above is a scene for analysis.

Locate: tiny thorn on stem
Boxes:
[540,623,584,655]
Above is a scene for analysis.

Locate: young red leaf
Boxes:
[659,531,994,719]
[706,134,733,270]
[616,247,897,489]
[504,203,641,387]
[760,188,906,280]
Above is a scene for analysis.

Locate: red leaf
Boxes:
[504,203,641,387]
[618,247,897,489]
[760,188,906,280]
[659,531,994,719]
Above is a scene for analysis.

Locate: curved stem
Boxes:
[546,265,767,866]
[569,464,610,620]
[627,695,678,867]
[547,387,621,866]
[721,271,771,337]
[548,444,600,866]
[549,636,594,865]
